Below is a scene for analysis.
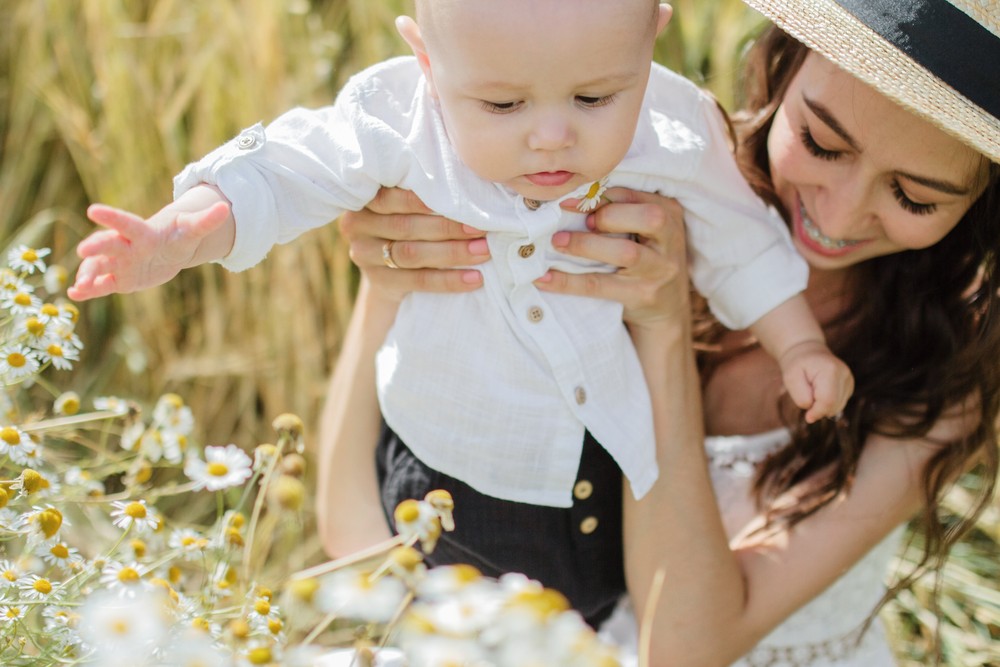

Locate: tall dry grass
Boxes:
[1,0,996,664]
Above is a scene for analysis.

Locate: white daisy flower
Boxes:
[0,425,31,459]
[0,288,40,315]
[576,178,609,212]
[18,504,68,541]
[35,301,71,327]
[37,341,79,371]
[152,394,194,435]
[19,574,58,601]
[0,267,27,293]
[393,498,443,552]
[160,429,190,465]
[158,629,230,667]
[99,560,152,598]
[247,596,281,630]
[42,605,83,645]
[0,559,23,589]
[53,391,82,416]
[0,345,40,382]
[93,395,131,416]
[185,444,253,491]
[17,314,51,344]
[315,569,407,623]
[168,528,210,560]
[109,499,160,533]
[39,540,85,569]
[79,589,168,663]
[0,604,26,624]
[43,264,69,294]
[8,245,50,274]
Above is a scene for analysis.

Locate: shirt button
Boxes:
[237,134,257,149]
[574,386,587,405]
[573,480,593,500]
[518,244,536,259]
[527,306,544,323]
[580,516,599,534]
[524,198,542,211]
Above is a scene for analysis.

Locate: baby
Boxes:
[70,0,852,624]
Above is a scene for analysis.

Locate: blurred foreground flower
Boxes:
[0,248,621,666]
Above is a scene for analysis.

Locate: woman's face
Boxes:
[768,53,990,272]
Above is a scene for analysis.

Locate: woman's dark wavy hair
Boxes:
[721,25,1000,614]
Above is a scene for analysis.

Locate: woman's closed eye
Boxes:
[891,181,937,215]
[799,125,840,161]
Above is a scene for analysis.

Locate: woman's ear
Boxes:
[396,16,437,98]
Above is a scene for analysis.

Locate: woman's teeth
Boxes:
[800,203,862,250]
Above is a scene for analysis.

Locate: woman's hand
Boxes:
[339,187,490,301]
[534,188,688,328]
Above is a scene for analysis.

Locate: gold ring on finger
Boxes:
[382,240,401,269]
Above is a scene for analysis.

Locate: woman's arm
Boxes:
[540,188,954,666]
[315,188,489,557]
[315,278,398,556]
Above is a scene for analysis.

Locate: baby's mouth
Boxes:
[800,202,863,250]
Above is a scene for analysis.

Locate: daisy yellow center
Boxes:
[20,250,38,263]
[268,618,283,634]
[192,617,211,632]
[40,303,59,317]
[131,539,147,558]
[25,318,45,336]
[111,619,129,635]
[181,535,197,547]
[3,570,16,582]
[117,567,140,584]
[59,396,80,415]
[62,303,79,322]
[124,501,147,519]
[33,578,52,594]
[22,469,43,492]
[168,566,182,584]
[246,647,272,665]
[7,352,26,368]
[5,607,20,619]
[13,293,31,306]
[207,462,229,477]
[254,599,271,616]
[1,427,20,445]
[395,499,421,523]
[586,181,603,199]
[46,344,64,357]
[50,544,69,559]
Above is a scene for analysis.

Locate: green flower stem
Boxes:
[300,611,339,646]
[290,534,406,581]
[241,449,282,582]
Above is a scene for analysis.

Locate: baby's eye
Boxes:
[576,94,616,108]
[480,100,522,114]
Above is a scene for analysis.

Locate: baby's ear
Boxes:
[655,4,673,36]
[396,16,437,98]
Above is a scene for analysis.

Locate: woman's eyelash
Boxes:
[799,125,840,161]
[480,100,522,114]
[891,182,937,215]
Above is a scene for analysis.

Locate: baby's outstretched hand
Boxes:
[68,199,231,301]
[780,340,854,423]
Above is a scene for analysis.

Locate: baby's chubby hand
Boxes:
[69,186,234,301]
[779,340,854,424]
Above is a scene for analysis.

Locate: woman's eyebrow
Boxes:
[803,95,860,151]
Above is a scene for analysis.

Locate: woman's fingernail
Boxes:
[469,238,489,255]
[535,271,553,284]
[551,231,570,247]
[461,270,483,284]
[462,224,481,236]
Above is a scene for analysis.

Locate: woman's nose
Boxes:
[813,171,877,240]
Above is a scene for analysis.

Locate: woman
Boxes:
[316,0,999,664]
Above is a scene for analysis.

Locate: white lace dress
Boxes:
[599,428,903,667]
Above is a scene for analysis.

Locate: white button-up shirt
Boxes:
[174,57,807,508]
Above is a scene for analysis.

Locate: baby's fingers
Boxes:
[86,204,150,238]
[67,256,119,301]
[176,201,231,239]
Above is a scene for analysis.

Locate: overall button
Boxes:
[573,480,593,500]
[527,306,544,323]
[574,386,587,405]
[580,516,599,534]
[524,198,542,211]
[518,244,536,259]
[237,134,258,149]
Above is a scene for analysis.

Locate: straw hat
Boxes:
[742,0,1000,163]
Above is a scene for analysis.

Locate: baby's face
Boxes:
[411,0,666,202]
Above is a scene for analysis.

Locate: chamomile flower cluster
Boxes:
[0,248,622,666]
[0,246,81,386]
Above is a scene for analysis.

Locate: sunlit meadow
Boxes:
[1,0,997,665]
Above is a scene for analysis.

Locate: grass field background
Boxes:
[1,1,996,663]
